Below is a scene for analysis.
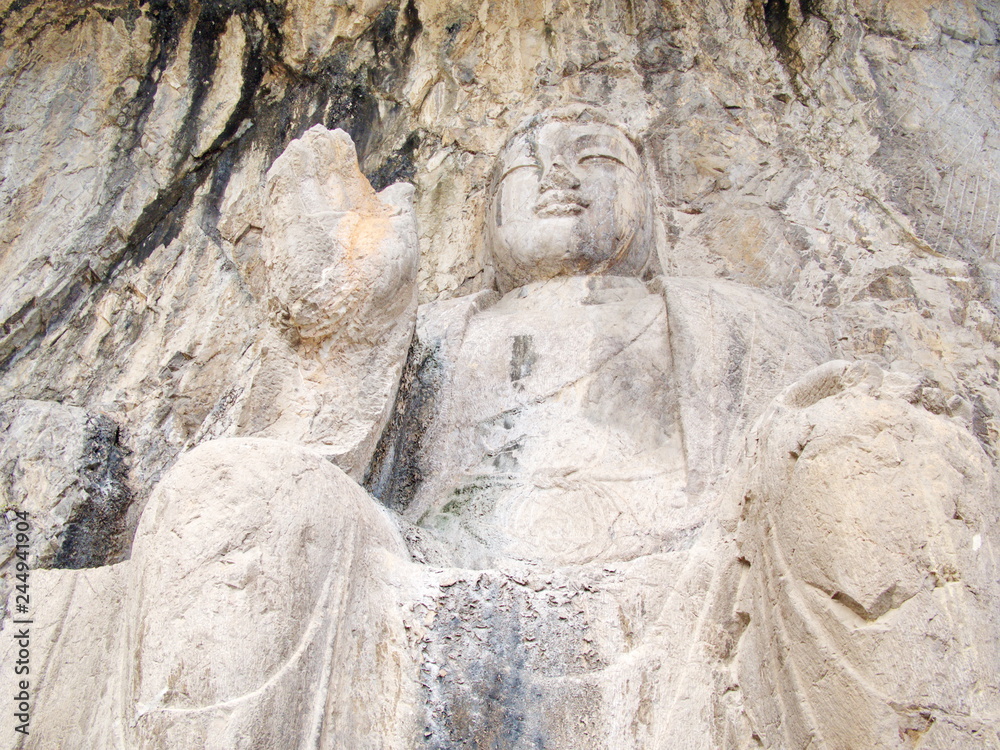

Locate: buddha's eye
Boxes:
[501,161,540,180]
[578,152,626,167]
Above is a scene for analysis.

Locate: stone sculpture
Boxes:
[6,107,999,749]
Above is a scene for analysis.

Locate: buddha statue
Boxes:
[7,106,998,750]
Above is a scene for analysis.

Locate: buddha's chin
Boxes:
[493,242,617,285]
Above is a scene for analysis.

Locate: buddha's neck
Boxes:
[498,274,649,311]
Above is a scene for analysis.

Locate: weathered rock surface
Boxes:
[214,123,419,475]
[1,0,1000,748]
[2,0,999,543]
[0,399,131,604]
[2,438,420,749]
[736,361,1000,748]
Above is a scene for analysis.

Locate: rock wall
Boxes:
[2,0,1000,747]
[2,0,999,525]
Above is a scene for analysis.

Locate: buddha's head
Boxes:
[485,105,657,293]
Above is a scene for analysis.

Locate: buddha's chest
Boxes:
[408,281,694,566]
[446,290,679,469]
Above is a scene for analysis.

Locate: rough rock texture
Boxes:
[2,0,999,550]
[215,123,419,475]
[2,0,1000,748]
[0,400,131,602]
[3,438,420,749]
[736,361,1000,748]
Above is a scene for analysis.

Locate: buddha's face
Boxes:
[486,120,653,293]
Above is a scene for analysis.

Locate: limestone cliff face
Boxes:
[2,0,999,545]
[1,0,1000,746]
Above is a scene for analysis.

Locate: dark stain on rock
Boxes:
[280,0,421,171]
[762,0,802,68]
[125,0,279,267]
[853,265,918,303]
[0,0,42,40]
[422,575,547,749]
[971,393,997,460]
[510,335,537,383]
[365,335,443,512]
[55,414,133,569]
[746,0,821,103]
[17,0,282,281]
[316,53,382,157]
[92,2,145,30]
[368,130,422,191]
[370,0,422,88]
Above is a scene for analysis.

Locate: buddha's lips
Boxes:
[535,190,590,216]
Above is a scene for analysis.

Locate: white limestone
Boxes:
[2,2,1000,747]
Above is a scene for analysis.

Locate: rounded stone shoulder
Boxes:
[125,436,410,735]
[133,436,405,563]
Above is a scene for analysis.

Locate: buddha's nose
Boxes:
[540,159,581,191]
